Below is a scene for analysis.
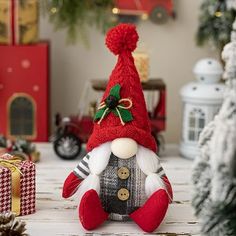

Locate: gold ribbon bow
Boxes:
[0,155,23,216]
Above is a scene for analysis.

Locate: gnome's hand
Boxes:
[62,172,82,198]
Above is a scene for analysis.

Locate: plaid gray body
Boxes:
[73,152,166,221]
[100,153,146,221]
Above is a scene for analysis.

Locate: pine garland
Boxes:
[12,139,36,155]
[42,0,116,45]
[196,0,236,50]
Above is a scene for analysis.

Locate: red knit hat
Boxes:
[87,24,157,153]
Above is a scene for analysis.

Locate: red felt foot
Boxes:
[79,189,108,230]
[130,189,169,233]
[62,172,82,198]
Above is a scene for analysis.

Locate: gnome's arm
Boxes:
[162,176,173,202]
[156,165,173,202]
[62,154,90,198]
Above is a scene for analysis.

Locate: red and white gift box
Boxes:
[0,156,36,216]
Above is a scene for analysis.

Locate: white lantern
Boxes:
[180,58,225,159]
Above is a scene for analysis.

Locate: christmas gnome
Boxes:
[62,23,173,232]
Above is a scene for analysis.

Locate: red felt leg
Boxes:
[79,189,109,230]
[130,189,169,233]
[62,172,82,198]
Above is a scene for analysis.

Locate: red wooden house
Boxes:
[0,42,49,141]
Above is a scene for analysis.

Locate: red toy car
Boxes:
[114,0,175,24]
[53,114,94,160]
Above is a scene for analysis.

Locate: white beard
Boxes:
[76,141,169,204]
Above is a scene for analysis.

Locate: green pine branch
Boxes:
[41,0,116,45]
[196,0,236,51]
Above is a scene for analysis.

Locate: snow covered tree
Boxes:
[192,5,236,234]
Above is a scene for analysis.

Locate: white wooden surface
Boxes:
[19,143,200,236]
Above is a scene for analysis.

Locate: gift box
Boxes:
[0,155,36,216]
[0,43,49,141]
[133,51,149,82]
[0,0,38,44]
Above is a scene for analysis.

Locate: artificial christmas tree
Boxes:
[196,0,236,50]
[62,24,173,232]
[192,15,236,236]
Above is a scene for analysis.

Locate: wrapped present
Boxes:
[133,51,149,82]
[0,155,36,216]
[0,0,38,44]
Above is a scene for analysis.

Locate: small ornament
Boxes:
[0,212,28,236]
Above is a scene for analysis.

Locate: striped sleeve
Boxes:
[156,157,173,201]
[73,154,90,179]
[156,162,166,178]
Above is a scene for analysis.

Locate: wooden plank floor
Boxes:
[19,143,200,236]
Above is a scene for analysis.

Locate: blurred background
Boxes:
[40,0,218,144]
[0,0,234,157]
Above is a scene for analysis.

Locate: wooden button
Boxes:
[117,188,130,201]
[117,167,130,180]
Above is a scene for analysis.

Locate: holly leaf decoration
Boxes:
[94,107,110,121]
[94,83,133,125]
[109,84,121,100]
[112,108,133,123]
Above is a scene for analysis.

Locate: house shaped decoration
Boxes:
[180,58,225,159]
[0,43,49,141]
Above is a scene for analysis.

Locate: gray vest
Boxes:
[100,153,147,221]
